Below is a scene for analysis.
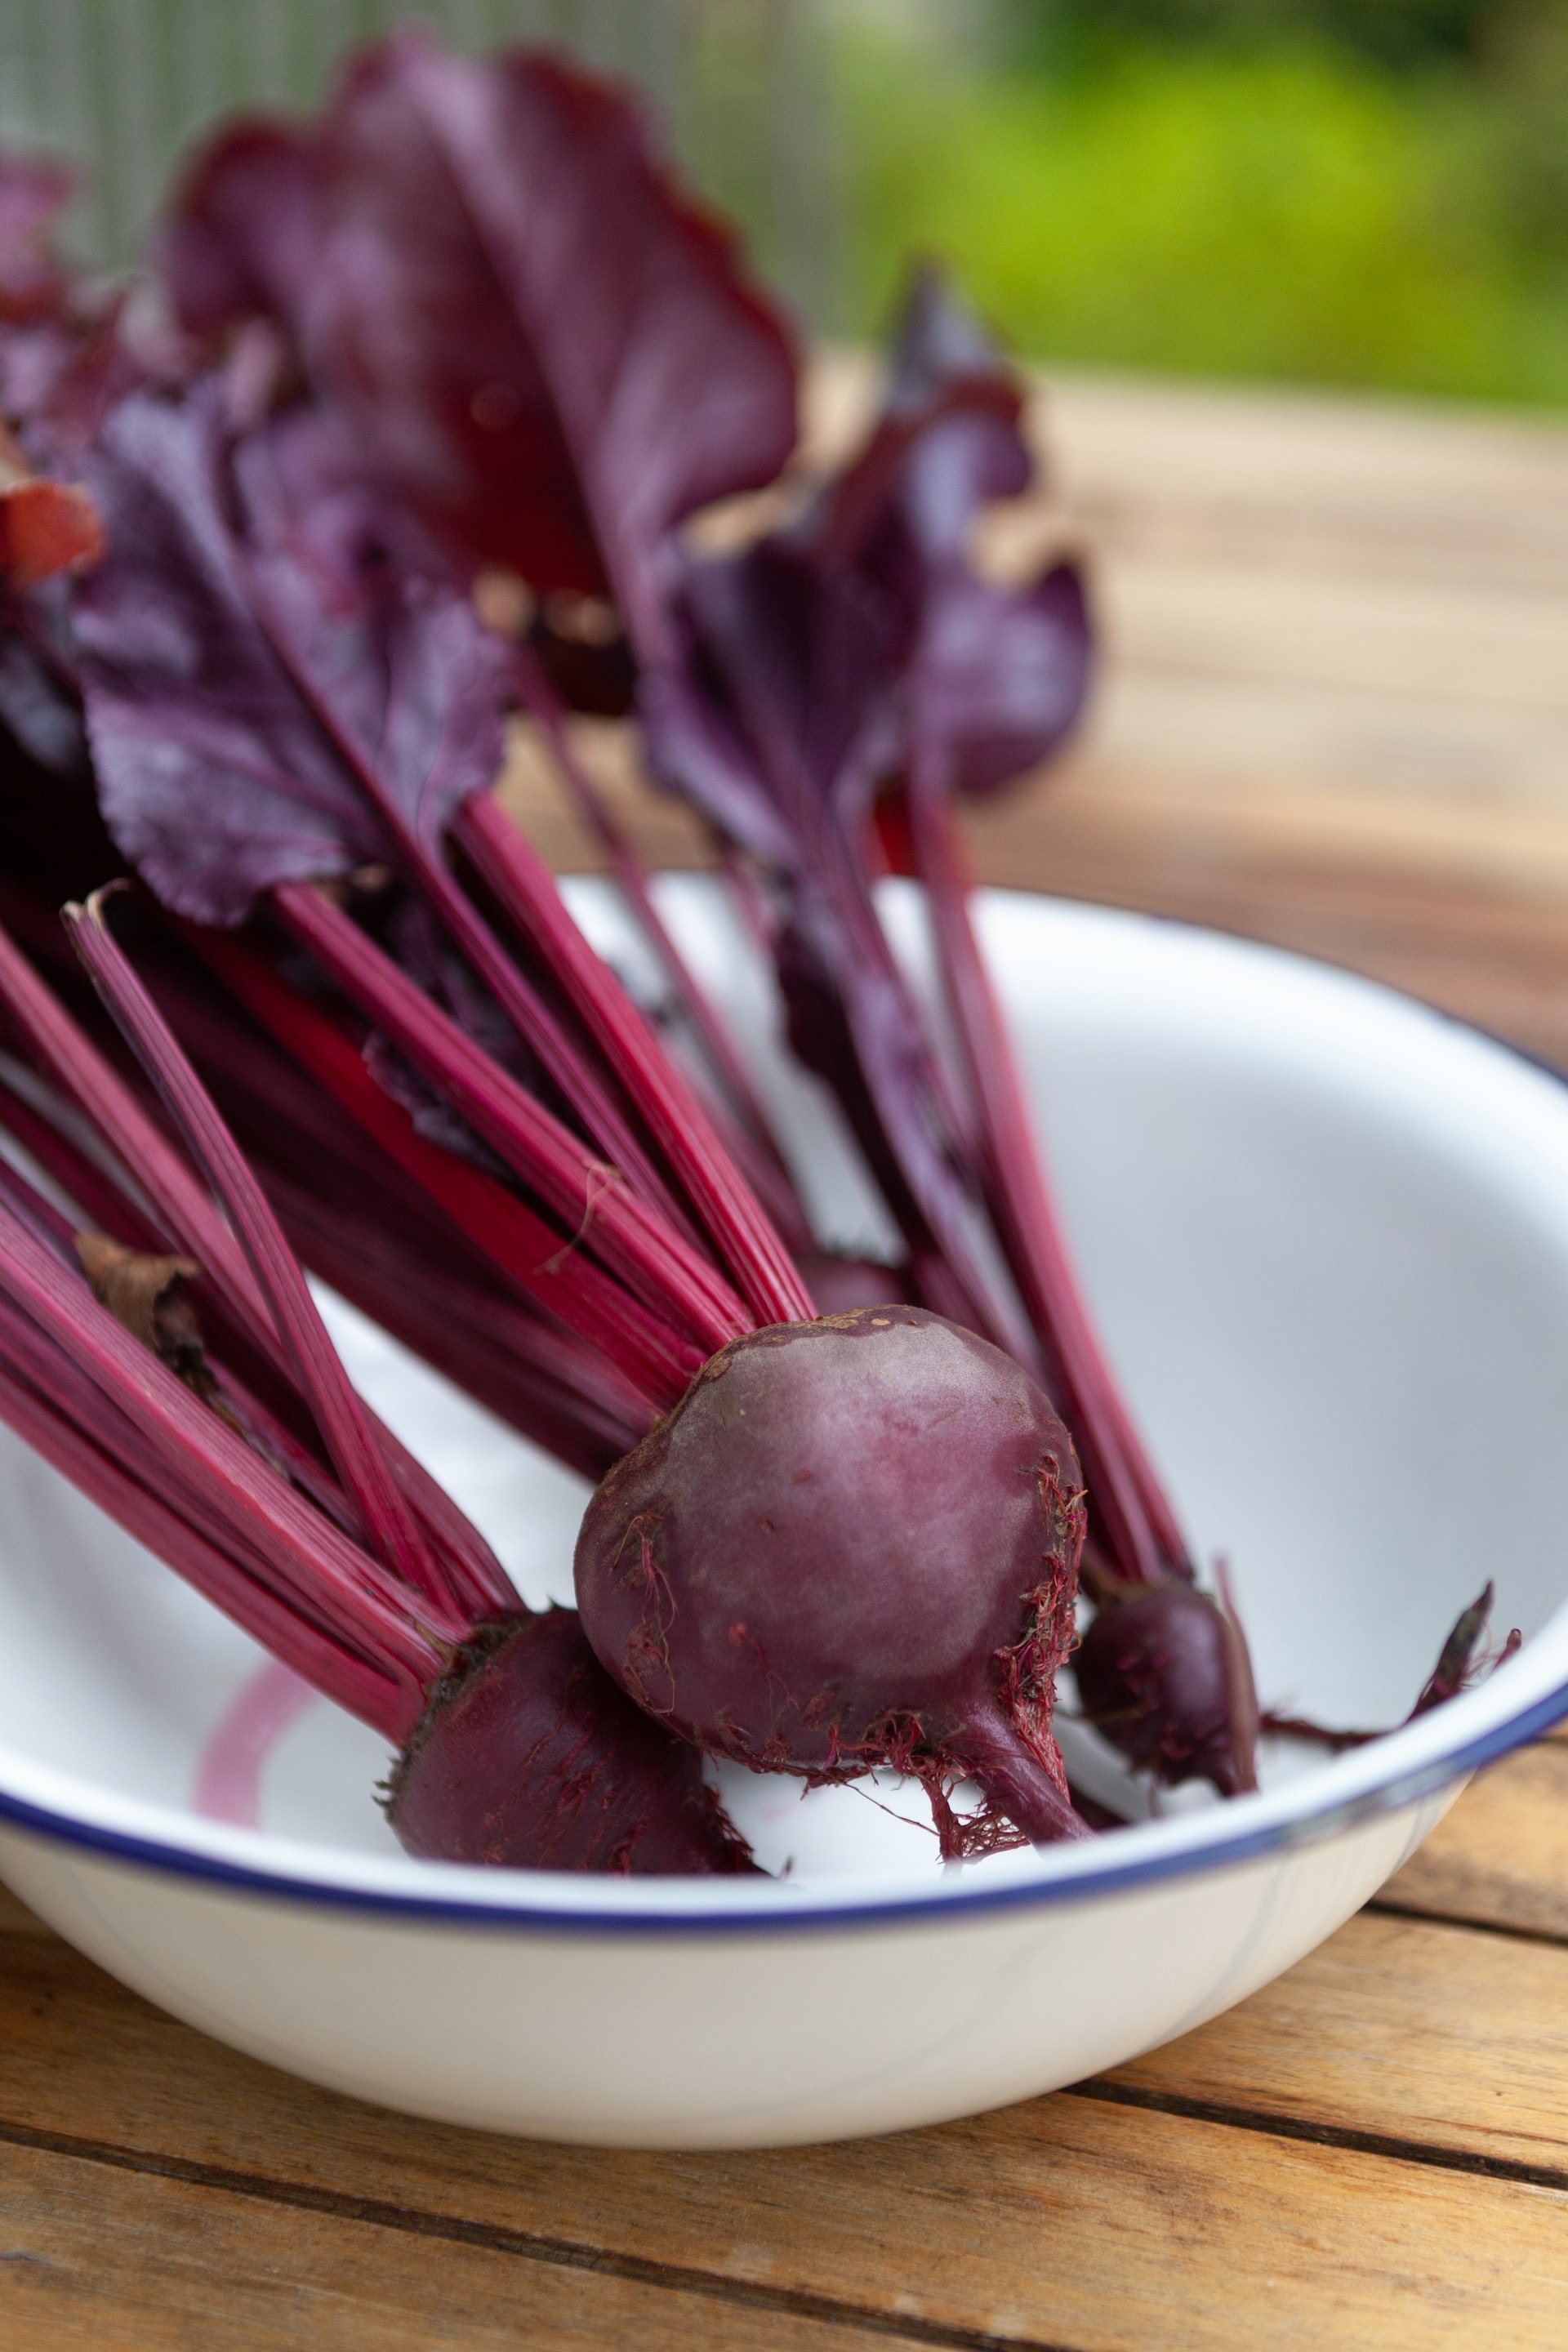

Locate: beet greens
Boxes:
[0,27,1517,1873]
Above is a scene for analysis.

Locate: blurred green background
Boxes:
[4,0,1567,407]
[815,0,1568,404]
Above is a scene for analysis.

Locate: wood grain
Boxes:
[1106,1907,1568,2175]
[1378,1742,1568,1944]
[0,2049,1561,2352]
[0,2139,890,2352]
[0,1886,1564,2350]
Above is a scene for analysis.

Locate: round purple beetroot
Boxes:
[1072,1583,1259,1797]
[573,1306,1090,1856]
[385,1609,756,1873]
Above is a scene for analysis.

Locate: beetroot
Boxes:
[1071,1582,1259,1797]
[575,1307,1090,1856]
[386,1610,754,1873]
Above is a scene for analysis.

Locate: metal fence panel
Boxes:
[0,0,840,321]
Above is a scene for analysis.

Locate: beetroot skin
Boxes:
[1072,1583,1259,1797]
[574,1306,1090,1855]
[385,1609,756,1873]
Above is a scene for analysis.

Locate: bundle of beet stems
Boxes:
[0,33,1508,1875]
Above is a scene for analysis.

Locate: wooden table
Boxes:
[5,373,1568,2349]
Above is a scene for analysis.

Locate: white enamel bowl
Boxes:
[1,882,1566,2151]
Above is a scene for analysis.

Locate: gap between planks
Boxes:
[0,2136,996,2352]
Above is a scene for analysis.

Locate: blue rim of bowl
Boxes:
[2,902,1567,1936]
[0,1674,1565,1933]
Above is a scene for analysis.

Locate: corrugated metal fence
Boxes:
[0,0,840,321]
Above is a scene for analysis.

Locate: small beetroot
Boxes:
[385,1610,755,1873]
[575,1306,1090,1855]
[1072,1578,1259,1797]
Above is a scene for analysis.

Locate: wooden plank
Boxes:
[800,356,1568,942]
[810,357,1568,598]
[0,2139,881,2352]
[0,2063,1561,2352]
[1107,1907,1568,2174]
[0,1884,49,1935]
[1379,1742,1568,1945]
[1102,560,1568,716]
[0,1916,1564,2351]
[1040,376,1568,599]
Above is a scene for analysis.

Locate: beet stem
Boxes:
[262,1168,650,1477]
[0,1123,364,1543]
[0,918,518,1620]
[950,1698,1094,1847]
[459,790,816,1325]
[192,924,702,1407]
[503,648,808,1205]
[241,559,693,1243]
[273,881,752,1356]
[0,918,277,1339]
[0,1067,163,1252]
[113,940,643,1484]
[0,1324,411,1740]
[906,782,1188,1584]
[822,823,1038,1365]
[0,1191,456,1703]
[68,889,451,1610]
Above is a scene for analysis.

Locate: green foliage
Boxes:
[838,24,1568,403]
[1000,1,1503,72]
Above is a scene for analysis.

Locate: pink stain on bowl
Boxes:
[194,1660,318,1828]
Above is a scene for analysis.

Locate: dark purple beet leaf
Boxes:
[73,385,511,925]
[158,31,799,657]
[808,268,1092,801]
[158,122,322,341]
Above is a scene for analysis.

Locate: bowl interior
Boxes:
[2,882,1566,1889]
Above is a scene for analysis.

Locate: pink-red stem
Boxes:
[0,1192,458,1716]
[0,921,516,1622]
[906,785,1188,1584]
[457,795,815,1328]
[194,926,703,1410]
[0,1321,411,1740]
[272,882,752,1356]
[506,649,806,1212]
[245,568,694,1245]
[69,890,449,1610]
